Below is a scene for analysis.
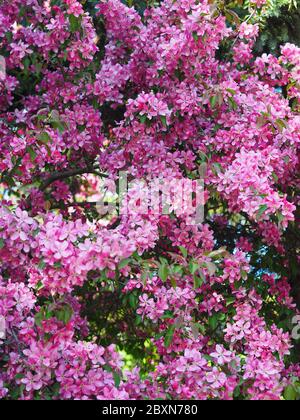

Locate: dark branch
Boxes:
[51,201,102,210]
[40,166,108,191]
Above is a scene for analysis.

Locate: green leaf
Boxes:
[257,204,268,218]
[35,311,44,327]
[0,238,4,249]
[210,95,217,109]
[228,96,238,110]
[212,162,222,174]
[158,263,169,282]
[55,305,73,325]
[198,324,206,335]
[69,14,81,33]
[38,259,46,270]
[209,314,218,330]
[52,383,60,397]
[226,297,235,307]
[139,114,147,124]
[160,115,167,127]
[38,132,51,144]
[164,325,176,348]
[5,176,16,188]
[49,112,66,134]
[275,118,287,132]
[103,364,113,373]
[192,31,199,42]
[35,281,44,291]
[27,146,37,162]
[10,385,24,400]
[53,262,62,269]
[277,212,285,224]
[113,372,121,388]
[226,88,237,96]
[37,134,52,156]
[172,265,183,276]
[32,228,40,237]
[119,258,131,269]
[179,246,188,258]
[193,275,204,289]
[284,385,298,401]
[233,385,241,399]
[5,31,12,42]
[189,261,199,275]
[161,311,174,320]
[129,293,138,309]
[170,277,177,288]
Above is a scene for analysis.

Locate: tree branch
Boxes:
[51,201,102,210]
[40,166,108,191]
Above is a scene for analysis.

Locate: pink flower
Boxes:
[210,345,233,365]
[21,373,43,392]
[239,23,259,40]
[206,368,227,389]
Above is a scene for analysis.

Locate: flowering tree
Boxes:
[0,0,300,400]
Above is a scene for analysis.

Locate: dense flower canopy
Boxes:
[0,0,299,400]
